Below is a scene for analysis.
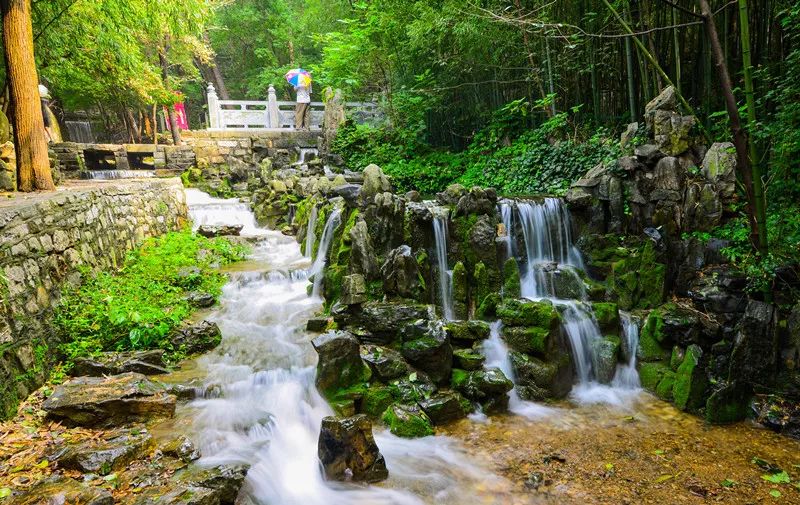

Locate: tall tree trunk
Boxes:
[699,0,767,258]
[737,0,768,255]
[544,36,556,115]
[1,0,54,191]
[159,40,181,145]
[672,6,681,94]
[624,4,637,121]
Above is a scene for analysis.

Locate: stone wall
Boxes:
[0,178,187,417]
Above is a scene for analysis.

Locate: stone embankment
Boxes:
[0,179,187,417]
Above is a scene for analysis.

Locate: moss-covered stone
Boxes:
[450,368,469,390]
[637,310,670,362]
[382,404,434,438]
[476,292,501,320]
[497,299,559,328]
[452,261,468,302]
[502,326,550,356]
[655,371,676,401]
[362,386,394,418]
[608,241,666,310]
[503,258,521,298]
[453,348,485,370]
[473,262,490,308]
[672,344,708,412]
[445,320,491,342]
[705,383,750,424]
[639,361,671,392]
[593,336,621,384]
[592,302,620,333]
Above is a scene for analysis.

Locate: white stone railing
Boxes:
[206,83,379,131]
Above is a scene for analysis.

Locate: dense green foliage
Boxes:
[54,230,247,365]
[333,100,620,195]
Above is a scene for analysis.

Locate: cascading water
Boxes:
[294,147,319,166]
[612,313,641,389]
[483,321,554,420]
[66,120,95,143]
[431,210,454,320]
[185,189,265,237]
[309,208,342,298]
[506,198,641,405]
[304,206,319,257]
[183,190,516,505]
[80,170,155,180]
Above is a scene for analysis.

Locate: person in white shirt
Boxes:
[294,83,312,130]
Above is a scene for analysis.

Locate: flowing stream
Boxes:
[181,190,517,505]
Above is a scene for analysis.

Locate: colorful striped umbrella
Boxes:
[285,68,312,87]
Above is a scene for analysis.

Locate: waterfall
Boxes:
[612,313,641,389]
[185,188,265,237]
[499,201,514,260]
[310,208,342,298]
[65,120,95,143]
[517,199,584,299]
[431,209,454,320]
[183,189,513,504]
[506,197,641,405]
[80,170,154,180]
[304,206,318,258]
[294,147,319,165]
[483,321,553,419]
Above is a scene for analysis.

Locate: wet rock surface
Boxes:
[52,428,153,474]
[42,373,176,427]
[197,224,243,237]
[318,414,388,482]
[71,350,169,377]
[8,476,113,505]
[170,321,222,355]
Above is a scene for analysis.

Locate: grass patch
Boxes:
[53,229,248,366]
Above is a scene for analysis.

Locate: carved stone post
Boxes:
[268,84,280,128]
[206,83,219,129]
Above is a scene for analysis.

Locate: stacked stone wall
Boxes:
[0,178,187,416]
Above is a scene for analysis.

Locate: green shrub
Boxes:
[54,229,248,365]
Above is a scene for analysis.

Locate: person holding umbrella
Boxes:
[286,68,312,130]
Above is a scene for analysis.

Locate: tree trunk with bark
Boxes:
[159,40,181,145]
[699,0,767,257]
[1,0,54,191]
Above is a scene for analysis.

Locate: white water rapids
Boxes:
[181,190,514,505]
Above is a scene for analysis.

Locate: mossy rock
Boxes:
[655,370,676,401]
[608,241,666,310]
[670,345,685,371]
[593,336,621,384]
[637,310,670,362]
[503,258,521,298]
[362,386,394,418]
[497,299,559,328]
[473,262,490,308]
[672,344,708,412]
[476,293,502,320]
[445,320,491,343]
[639,361,671,392]
[453,348,485,371]
[592,302,620,333]
[502,326,550,356]
[452,261,468,303]
[450,368,469,390]
[382,404,434,438]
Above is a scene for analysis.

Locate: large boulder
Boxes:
[452,367,513,413]
[510,351,572,400]
[702,142,736,200]
[360,345,410,381]
[318,414,388,482]
[133,464,249,505]
[42,373,176,427]
[350,302,431,344]
[418,391,468,424]
[348,219,378,279]
[672,344,708,412]
[170,321,222,355]
[382,404,434,438]
[53,428,153,474]
[591,336,621,384]
[71,350,168,377]
[381,245,422,299]
[400,322,453,385]
[454,186,497,216]
[728,300,778,386]
[364,192,405,254]
[361,164,392,201]
[197,224,243,238]
[312,331,371,399]
[340,274,367,305]
[9,476,112,505]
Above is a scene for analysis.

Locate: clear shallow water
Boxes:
[181,191,519,505]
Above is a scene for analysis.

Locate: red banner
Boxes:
[173,102,189,130]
